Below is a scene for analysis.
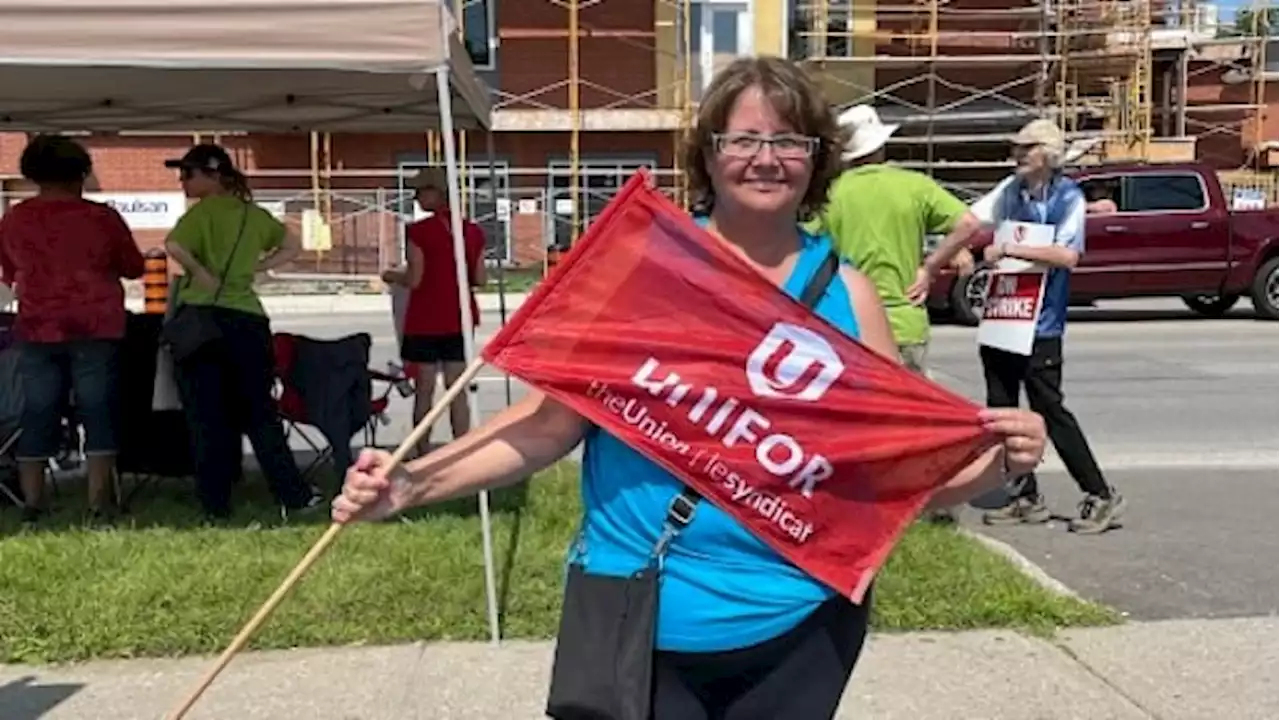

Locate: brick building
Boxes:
[1,0,1273,276]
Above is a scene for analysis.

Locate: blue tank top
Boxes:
[575,225,862,653]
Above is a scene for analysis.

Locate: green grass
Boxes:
[0,463,1114,665]
[481,266,542,294]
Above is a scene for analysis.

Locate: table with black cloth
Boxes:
[117,312,196,479]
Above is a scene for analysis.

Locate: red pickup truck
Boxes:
[927,162,1279,323]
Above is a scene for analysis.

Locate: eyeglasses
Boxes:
[713,133,818,160]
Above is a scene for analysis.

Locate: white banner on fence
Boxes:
[86,192,188,230]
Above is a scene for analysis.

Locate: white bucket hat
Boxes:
[837,104,899,161]
[1012,118,1066,155]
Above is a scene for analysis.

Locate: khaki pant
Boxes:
[898,343,930,378]
[900,342,958,521]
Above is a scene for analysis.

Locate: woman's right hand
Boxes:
[331,448,415,524]
[380,266,406,285]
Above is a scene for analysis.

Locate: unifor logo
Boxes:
[745,323,844,402]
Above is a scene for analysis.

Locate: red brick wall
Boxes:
[1186,69,1275,169]
[497,0,656,110]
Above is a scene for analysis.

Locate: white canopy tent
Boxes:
[0,0,492,132]
[0,0,503,643]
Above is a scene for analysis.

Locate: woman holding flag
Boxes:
[334,57,1047,719]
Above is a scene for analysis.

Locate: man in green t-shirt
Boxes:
[814,105,984,523]
[815,105,983,375]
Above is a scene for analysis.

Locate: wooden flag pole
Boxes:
[164,357,488,720]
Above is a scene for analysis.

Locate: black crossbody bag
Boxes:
[161,204,249,363]
[545,249,841,720]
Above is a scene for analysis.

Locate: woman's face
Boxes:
[705,85,815,218]
[179,168,220,199]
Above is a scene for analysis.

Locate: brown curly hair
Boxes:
[681,56,842,222]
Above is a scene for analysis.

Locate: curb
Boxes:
[958,527,1085,601]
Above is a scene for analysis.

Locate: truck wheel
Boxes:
[1182,294,1240,317]
[950,264,992,327]
[1250,257,1279,321]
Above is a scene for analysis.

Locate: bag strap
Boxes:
[650,247,843,565]
[182,202,250,306]
[798,250,841,309]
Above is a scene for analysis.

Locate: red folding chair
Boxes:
[273,333,408,481]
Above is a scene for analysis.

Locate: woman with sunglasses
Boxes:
[163,144,322,521]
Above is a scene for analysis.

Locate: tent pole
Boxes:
[310,132,322,271]
[485,130,513,406]
[322,132,335,270]
[435,65,502,647]
[568,0,580,244]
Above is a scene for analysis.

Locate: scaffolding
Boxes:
[1175,0,1276,197]
[792,0,1155,196]
[267,0,1276,270]
[482,0,695,247]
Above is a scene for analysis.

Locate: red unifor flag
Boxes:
[482,172,998,602]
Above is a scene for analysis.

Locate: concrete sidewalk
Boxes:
[1,617,1273,720]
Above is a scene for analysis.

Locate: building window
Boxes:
[711,9,739,54]
[785,0,851,59]
[461,0,495,69]
[689,2,752,100]
[547,159,655,249]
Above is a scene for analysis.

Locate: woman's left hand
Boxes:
[978,408,1046,477]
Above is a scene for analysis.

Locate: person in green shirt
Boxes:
[162,143,320,521]
[813,106,984,523]
[814,105,983,374]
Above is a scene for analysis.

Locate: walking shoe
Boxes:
[85,507,118,529]
[1068,491,1125,534]
[280,487,326,522]
[981,495,1050,526]
[925,507,959,525]
[19,506,45,528]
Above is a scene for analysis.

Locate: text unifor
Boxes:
[585,358,832,543]
[630,357,833,497]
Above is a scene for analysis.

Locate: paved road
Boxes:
[963,467,1280,621]
[274,296,1279,468]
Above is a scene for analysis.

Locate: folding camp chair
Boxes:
[0,428,22,507]
[273,332,407,483]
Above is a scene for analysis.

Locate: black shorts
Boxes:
[651,594,871,719]
[401,333,466,364]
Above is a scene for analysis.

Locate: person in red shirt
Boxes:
[0,134,146,524]
[382,168,486,456]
